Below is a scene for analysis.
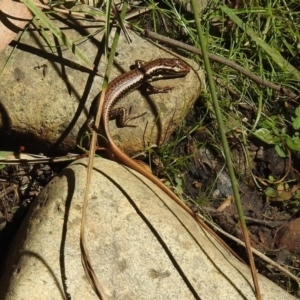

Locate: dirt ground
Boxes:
[181,133,300,296]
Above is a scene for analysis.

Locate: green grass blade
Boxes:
[218,3,300,81]
[190,0,261,297]
[21,0,98,72]
[32,17,55,53]
[0,24,29,77]
[104,0,113,57]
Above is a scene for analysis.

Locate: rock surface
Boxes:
[0,17,202,154]
[0,158,295,299]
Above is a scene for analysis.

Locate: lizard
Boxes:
[88,57,241,260]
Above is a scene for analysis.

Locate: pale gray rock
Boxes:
[0,17,202,154]
[0,158,295,300]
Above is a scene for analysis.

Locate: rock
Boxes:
[0,17,202,154]
[0,158,295,299]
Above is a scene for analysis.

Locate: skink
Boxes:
[88,58,190,129]
[90,58,239,258]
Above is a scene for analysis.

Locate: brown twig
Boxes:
[209,207,286,228]
[35,3,153,22]
[144,30,298,99]
[35,3,106,21]
[197,211,299,283]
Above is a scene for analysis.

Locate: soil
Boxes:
[0,161,66,279]
[178,131,300,297]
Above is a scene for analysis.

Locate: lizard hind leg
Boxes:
[109,107,147,128]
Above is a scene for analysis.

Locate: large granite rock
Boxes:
[0,16,202,154]
[0,158,295,299]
